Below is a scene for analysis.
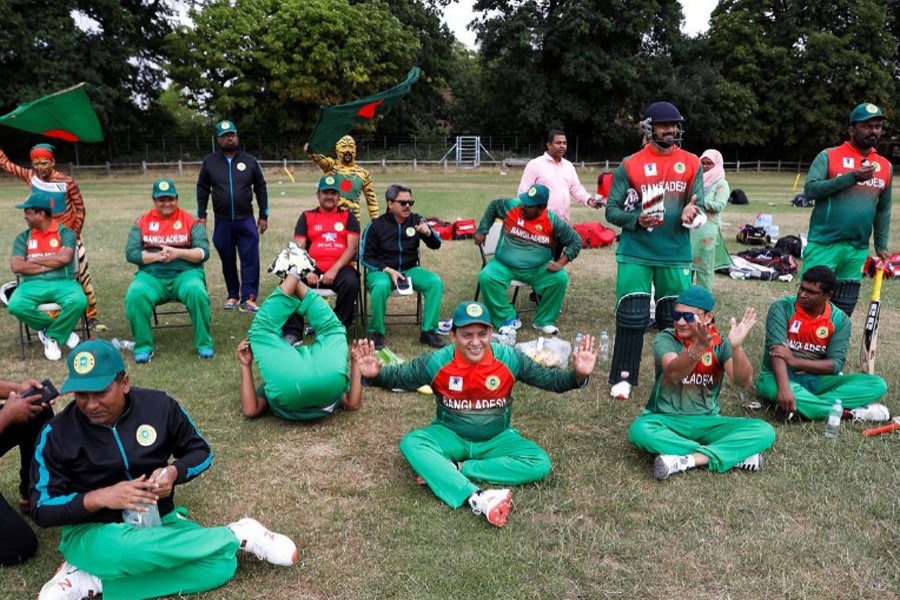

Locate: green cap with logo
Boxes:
[676,285,715,312]
[16,190,59,211]
[318,174,344,192]
[60,339,126,393]
[518,184,550,207]
[152,178,178,199]
[451,301,493,329]
[215,120,238,136]
[849,103,886,124]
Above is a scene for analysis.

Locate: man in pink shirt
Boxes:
[518,130,604,224]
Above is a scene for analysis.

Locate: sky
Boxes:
[442,0,718,49]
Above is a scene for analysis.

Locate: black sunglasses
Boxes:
[671,310,698,324]
[393,200,415,207]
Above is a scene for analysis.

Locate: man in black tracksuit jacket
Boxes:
[361,183,444,350]
[196,120,269,312]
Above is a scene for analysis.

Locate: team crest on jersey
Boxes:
[73,351,95,374]
[334,222,344,232]
[644,163,657,177]
[485,375,501,391]
[701,352,713,366]
[149,221,160,232]
[449,376,463,391]
[173,221,182,230]
[790,320,802,334]
[873,162,881,172]
[815,326,829,339]
[674,162,686,174]
[843,157,855,169]
[535,225,543,232]
[49,239,59,248]
[682,268,690,276]
[27,240,37,250]
[237,162,247,171]
[136,425,157,447]
[405,227,416,237]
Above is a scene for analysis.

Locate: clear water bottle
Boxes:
[824,398,843,438]
[574,332,584,349]
[599,331,610,362]
[507,327,517,347]
[111,338,135,351]
[123,503,161,528]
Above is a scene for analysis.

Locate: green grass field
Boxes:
[1,167,899,599]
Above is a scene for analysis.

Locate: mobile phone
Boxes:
[861,159,871,167]
[21,379,59,405]
[396,277,412,293]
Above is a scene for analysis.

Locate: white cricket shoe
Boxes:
[65,331,80,350]
[468,488,512,527]
[38,560,102,600]
[850,403,891,422]
[653,454,693,480]
[532,323,559,335]
[228,517,297,566]
[268,242,317,279]
[734,453,764,472]
[610,380,632,400]
[38,329,62,361]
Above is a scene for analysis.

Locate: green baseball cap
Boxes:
[518,184,550,207]
[318,174,343,192]
[676,285,715,312]
[215,120,238,136]
[451,301,493,329]
[60,339,126,393]
[152,178,178,199]
[849,103,886,124]
[16,190,58,211]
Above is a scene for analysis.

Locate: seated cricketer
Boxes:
[352,301,598,528]
[31,339,296,600]
[238,245,361,420]
[124,178,213,363]
[8,190,88,361]
[474,183,582,336]
[628,285,776,480]
[756,265,890,423]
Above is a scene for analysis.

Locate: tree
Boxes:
[705,0,897,156]
[0,0,177,144]
[165,0,420,136]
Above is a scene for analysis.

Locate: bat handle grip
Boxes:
[863,420,900,437]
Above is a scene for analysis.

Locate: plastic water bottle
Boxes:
[111,338,135,351]
[507,327,517,347]
[599,331,610,362]
[123,503,161,528]
[574,332,584,349]
[824,399,843,438]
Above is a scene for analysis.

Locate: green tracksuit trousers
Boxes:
[756,372,887,419]
[366,266,443,333]
[477,260,567,328]
[124,270,212,354]
[7,278,87,344]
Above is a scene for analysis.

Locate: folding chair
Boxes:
[5,279,91,361]
[309,284,363,338]
[152,301,193,329]
[473,221,538,314]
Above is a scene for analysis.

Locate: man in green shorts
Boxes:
[237,246,361,420]
[605,101,704,399]
[32,339,296,600]
[628,285,775,480]
[352,301,598,527]
[756,265,890,422]
[802,102,893,316]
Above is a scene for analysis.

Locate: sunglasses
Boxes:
[671,310,698,324]
[393,200,415,207]
[797,285,824,296]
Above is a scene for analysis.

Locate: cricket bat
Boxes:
[859,266,884,374]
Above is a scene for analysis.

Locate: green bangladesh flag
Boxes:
[307,67,420,153]
[0,83,104,143]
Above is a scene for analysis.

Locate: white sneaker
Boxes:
[38,560,102,600]
[228,517,297,566]
[734,453,763,472]
[38,330,62,361]
[266,248,293,278]
[285,242,317,277]
[610,380,632,400]
[850,403,891,422]
[468,488,512,527]
[65,331,80,350]
[653,454,692,480]
[532,323,559,335]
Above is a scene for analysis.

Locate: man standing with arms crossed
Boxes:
[605,102,704,400]
[197,120,269,313]
[518,129,603,224]
[802,102,893,316]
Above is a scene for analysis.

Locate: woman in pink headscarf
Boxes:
[690,149,731,290]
